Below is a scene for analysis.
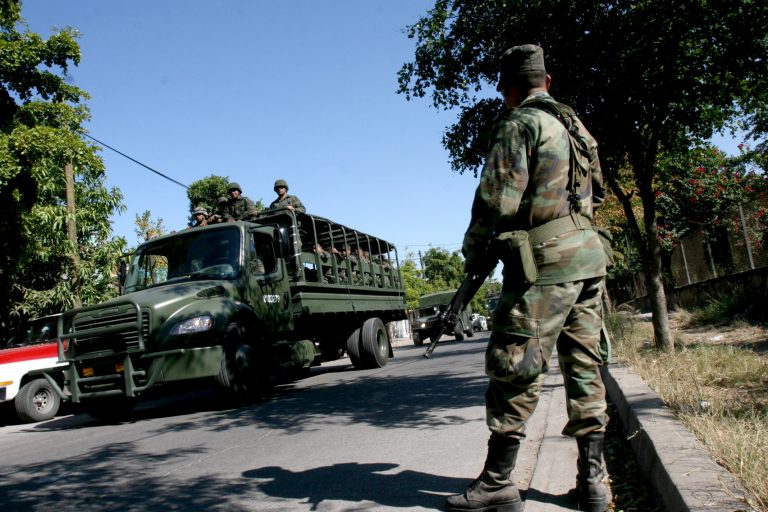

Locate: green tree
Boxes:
[398,0,768,350]
[471,279,501,316]
[1,1,125,330]
[656,146,766,250]
[400,257,440,309]
[186,174,229,225]
[134,210,165,243]
[422,247,464,289]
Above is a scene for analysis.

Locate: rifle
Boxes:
[423,260,497,359]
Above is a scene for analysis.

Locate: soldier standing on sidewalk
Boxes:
[446,44,610,512]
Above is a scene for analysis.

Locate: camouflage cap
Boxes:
[217,196,228,204]
[193,207,208,217]
[274,179,289,190]
[498,44,546,84]
[227,182,242,193]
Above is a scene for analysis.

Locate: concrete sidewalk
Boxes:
[393,335,755,511]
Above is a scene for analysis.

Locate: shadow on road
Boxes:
[242,462,467,510]
[0,440,254,511]
[26,342,489,436]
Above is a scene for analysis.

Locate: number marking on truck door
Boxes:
[263,294,280,304]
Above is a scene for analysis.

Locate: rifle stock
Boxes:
[423,261,496,358]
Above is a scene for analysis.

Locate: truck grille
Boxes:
[72,306,150,355]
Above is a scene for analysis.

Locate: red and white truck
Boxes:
[1,315,67,423]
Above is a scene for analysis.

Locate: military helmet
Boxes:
[193,206,208,217]
[217,196,228,204]
[227,182,242,193]
[274,179,289,191]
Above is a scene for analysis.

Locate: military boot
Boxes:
[571,432,610,512]
[445,435,523,512]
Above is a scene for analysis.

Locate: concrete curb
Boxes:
[602,363,755,512]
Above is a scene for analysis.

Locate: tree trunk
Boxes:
[639,174,674,351]
[604,169,674,351]
[642,234,674,351]
[64,162,82,308]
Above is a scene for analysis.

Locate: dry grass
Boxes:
[608,311,768,511]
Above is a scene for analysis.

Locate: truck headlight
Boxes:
[420,322,426,328]
[170,315,213,335]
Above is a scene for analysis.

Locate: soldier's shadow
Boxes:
[243,462,468,510]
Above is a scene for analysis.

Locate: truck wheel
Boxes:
[15,378,61,422]
[412,331,423,346]
[454,320,465,341]
[466,322,475,338]
[216,322,262,394]
[361,317,389,368]
[346,327,364,369]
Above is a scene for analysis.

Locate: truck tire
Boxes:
[454,320,465,341]
[412,331,423,346]
[346,326,364,368]
[361,317,389,368]
[466,322,475,338]
[15,378,61,422]
[216,322,261,394]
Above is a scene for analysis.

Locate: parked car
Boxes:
[1,314,67,422]
[471,314,488,332]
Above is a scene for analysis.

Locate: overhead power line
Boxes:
[82,133,189,189]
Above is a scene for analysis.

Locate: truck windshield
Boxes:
[417,306,440,318]
[123,227,242,293]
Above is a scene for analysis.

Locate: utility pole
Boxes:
[65,161,82,308]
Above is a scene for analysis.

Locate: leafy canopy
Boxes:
[0,1,125,331]
[398,0,768,350]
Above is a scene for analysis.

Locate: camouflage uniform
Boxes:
[223,183,260,221]
[463,90,608,440]
[191,206,208,228]
[225,195,260,221]
[268,194,305,213]
[268,179,306,213]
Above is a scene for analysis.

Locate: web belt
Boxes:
[527,214,592,246]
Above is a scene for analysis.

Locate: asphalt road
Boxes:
[0,332,559,512]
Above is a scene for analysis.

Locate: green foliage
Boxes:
[472,279,501,316]
[421,247,464,288]
[186,174,229,224]
[0,4,125,333]
[655,145,767,251]
[186,174,264,225]
[399,0,768,349]
[690,286,768,326]
[134,210,165,244]
[400,258,441,310]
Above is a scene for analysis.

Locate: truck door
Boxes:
[247,228,293,333]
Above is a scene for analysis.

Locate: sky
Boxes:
[21,0,477,263]
[21,1,744,264]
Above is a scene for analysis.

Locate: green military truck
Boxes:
[46,211,405,417]
[411,289,474,345]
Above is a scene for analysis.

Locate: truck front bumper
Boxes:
[64,346,224,403]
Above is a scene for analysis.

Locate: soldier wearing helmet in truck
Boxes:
[224,182,260,221]
[268,179,305,213]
